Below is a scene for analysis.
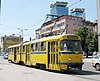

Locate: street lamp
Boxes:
[17,28,28,42]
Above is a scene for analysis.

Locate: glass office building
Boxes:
[70,8,85,20]
[50,1,69,18]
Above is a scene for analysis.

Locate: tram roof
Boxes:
[8,34,80,48]
[8,44,21,48]
[23,34,78,45]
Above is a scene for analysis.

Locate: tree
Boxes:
[93,32,98,52]
[86,32,98,52]
[76,27,89,51]
[76,27,98,58]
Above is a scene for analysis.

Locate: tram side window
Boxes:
[11,48,13,53]
[9,48,12,54]
[51,42,55,52]
[35,43,37,51]
[10,48,14,54]
[8,49,10,53]
[36,43,40,51]
[41,42,46,51]
[55,41,58,52]
[17,47,19,53]
[23,46,25,52]
[31,44,35,51]
[11,48,14,53]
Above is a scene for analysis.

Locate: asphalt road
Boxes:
[0,56,100,81]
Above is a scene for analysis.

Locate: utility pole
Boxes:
[96,0,100,52]
[17,28,28,43]
[0,0,1,16]
[4,35,6,53]
[17,28,27,63]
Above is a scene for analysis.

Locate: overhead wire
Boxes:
[25,14,50,31]
[25,18,46,30]
[48,0,82,34]
[26,0,82,31]
[25,0,82,36]
[0,0,47,39]
[68,0,82,7]
[22,16,50,38]
[4,0,32,22]
[2,0,82,37]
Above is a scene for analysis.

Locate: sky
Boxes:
[0,0,97,42]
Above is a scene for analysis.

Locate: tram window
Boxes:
[36,43,40,51]
[60,40,67,50]
[51,42,55,52]
[17,47,19,53]
[60,40,82,51]
[41,42,46,51]
[55,41,58,52]
[10,48,14,54]
[23,46,25,52]
[11,48,14,53]
[31,44,34,51]
[11,48,13,53]
[9,49,11,53]
[35,43,37,51]
[37,43,40,51]
[8,49,9,53]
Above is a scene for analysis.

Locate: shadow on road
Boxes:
[65,70,100,75]
[6,59,100,76]
[47,69,100,75]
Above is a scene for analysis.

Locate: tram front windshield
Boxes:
[60,40,82,51]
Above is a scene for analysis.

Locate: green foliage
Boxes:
[76,27,98,52]
[76,27,89,51]
[83,20,93,26]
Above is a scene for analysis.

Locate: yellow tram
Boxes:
[8,34,84,71]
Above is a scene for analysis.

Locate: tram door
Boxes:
[14,47,16,62]
[48,41,58,69]
[26,45,30,65]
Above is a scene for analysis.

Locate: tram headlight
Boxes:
[69,57,72,61]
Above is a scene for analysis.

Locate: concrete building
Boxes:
[50,1,68,19]
[1,35,21,53]
[93,20,98,33]
[70,8,85,20]
[97,0,100,52]
[83,20,94,32]
[35,28,41,39]
[35,15,95,39]
[35,15,83,39]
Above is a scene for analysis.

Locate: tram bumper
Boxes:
[57,62,84,68]
[67,62,84,68]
